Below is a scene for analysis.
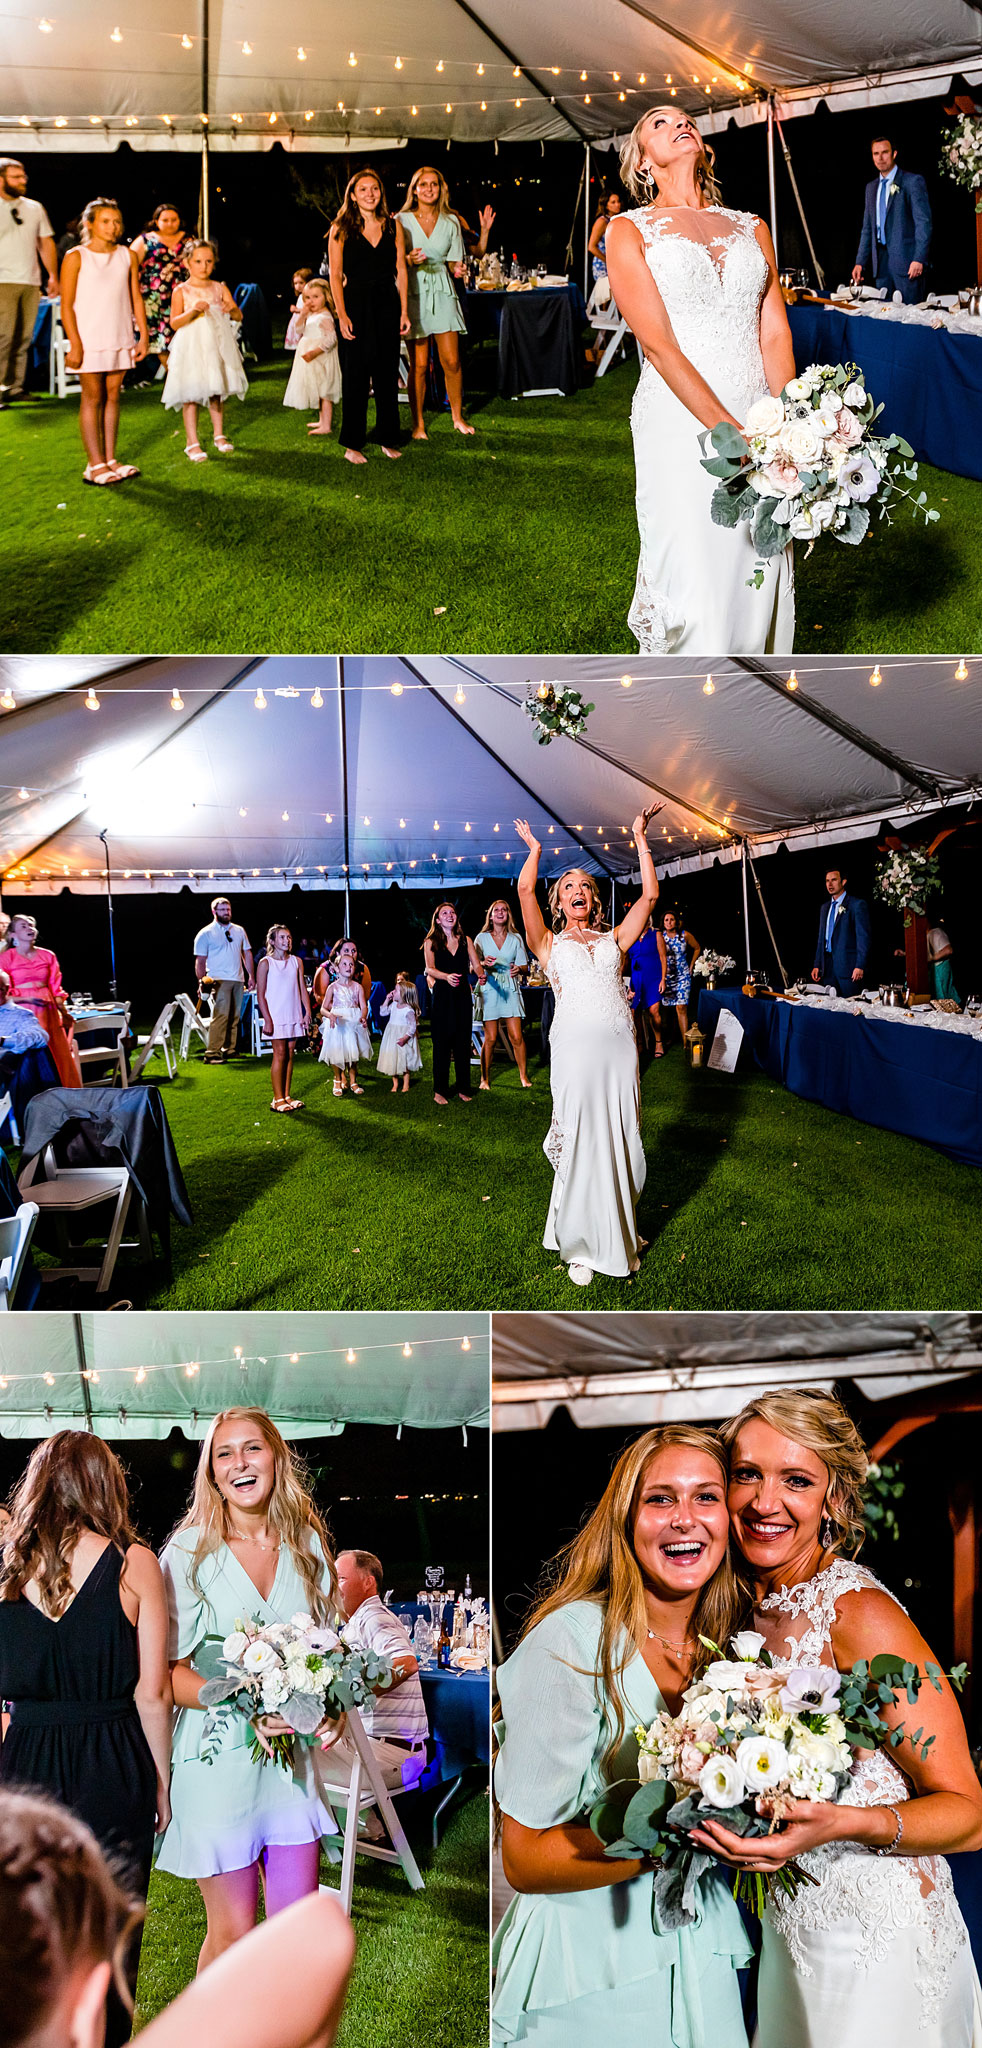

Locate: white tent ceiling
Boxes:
[2,0,980,150]
[0,655,979,898]
[492,1310,982,1427]
[0,1310,490,1439]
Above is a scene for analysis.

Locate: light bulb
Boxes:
[281,810,289,822]
[85,686,99,710]
[44,1371,55,1385]
[38,15,53,27]
[437,58,444,72]
[477,62,484,75]
[786,670,798,690]
[620,674,632,687]
[454,684,466,703]
[325,812,332,823]
[955,657,968,681]
[363,815,371,825]
[395,55,403,68]
[390,680,403,695]
[297,45,307,61]
[110,24,122,40]
[461,1336,471,1350]
[238,806,247,817]
[242,40,252,54]
[346,1347,356,1362]
[18,786,28,800]
[171,688,184,710]
[403,1343,413,1357]
[399,817,407,829]
[311,686,323,707]
[703,675,715,695]
[254,687,266,708]
[869,664,882,687]
[135,1367,146,1383]
[181,32,192,49]
[348,50,357,65]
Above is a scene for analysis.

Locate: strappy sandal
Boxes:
[285,1097,304,1109]
[333,1080,344,1096]
[213,435,234,453]
[349,1083,364,1095]
[184,442,208,462]
[270,1098,291,1113]
[82,462,121,487]
[106,459,140,480]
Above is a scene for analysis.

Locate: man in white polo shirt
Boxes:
[332,1548,429,1793]
[193,896,255,1063]
[0,158,58,407]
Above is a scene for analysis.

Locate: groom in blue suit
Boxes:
[812,868,871,995]
[852,137,932,304]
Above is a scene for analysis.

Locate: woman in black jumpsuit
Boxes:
[328,168,410,462]
[423,902,487,1104]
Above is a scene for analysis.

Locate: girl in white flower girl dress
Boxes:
[163,239,247,461]
[377,973,422,1092]
[283,277,341,436]
[318,938,373,1096]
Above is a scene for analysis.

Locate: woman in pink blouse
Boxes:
[0,914,82,1086]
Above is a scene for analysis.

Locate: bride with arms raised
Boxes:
[515,808,659,1288]
[605,106,796,655]
[697,1387,982,2048]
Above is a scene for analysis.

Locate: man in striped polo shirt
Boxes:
[334,1549,429,1791]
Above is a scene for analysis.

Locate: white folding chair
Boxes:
[73,1007,130,1088]
[49,302,81,399]
[130,1001,178,1082]
[314,1708,425,1917]
[175,992,210,1062]
[0,1201,38,1309]
[0,1085,19,1148]
[17,1145,150,1294]
[251,1002,271,1058]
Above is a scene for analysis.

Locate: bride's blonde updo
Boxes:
[619,107,721,206]
[718,1386,870,1558]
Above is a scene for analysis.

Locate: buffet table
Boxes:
[465,284,587,397]
[697,988,982,1168]
[787,303,982,481]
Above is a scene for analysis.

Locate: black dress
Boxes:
[0,1542,158,2045]
[430,937,474,1097]
[337,223,403,451]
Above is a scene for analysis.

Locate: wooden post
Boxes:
[904,908,929,999]
[948,1478,977,1720]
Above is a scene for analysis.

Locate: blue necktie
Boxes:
[826,902,838,951]
[877,178,888,245]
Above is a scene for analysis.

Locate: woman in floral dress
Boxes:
[131,203,195,368]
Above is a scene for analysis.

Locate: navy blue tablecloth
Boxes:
[418,1665,490,1783]
[697,989,982,1168]
[466,285,587,397]
[788,304,982,481]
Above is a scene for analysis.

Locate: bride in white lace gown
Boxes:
[515,813,660,1288]
[696,1390,982,2048]
[606,107,796,654]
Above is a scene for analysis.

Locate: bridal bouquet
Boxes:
[590,1631,967,1926]
[524,682,594,746]
[699,362,939,584]
[692,950,736,980]
[196,1612,392,1771]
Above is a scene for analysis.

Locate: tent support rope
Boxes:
[397,658,619,879]
[445,0,593,142]
[774,112,825,289]
[730,656,944,797]
[744,839,790,988]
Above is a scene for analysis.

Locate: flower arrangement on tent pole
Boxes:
[940,104,982,283]
[524,682,594,745]
[874,845,943,926]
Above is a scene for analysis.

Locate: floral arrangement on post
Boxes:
[196,1612,392,1770]
[940,112,982,212]
[874,845,943,924]
[692,950,737,981]
[524,682,594,746]
[699,363,939,586]
[590,1632,967,1926]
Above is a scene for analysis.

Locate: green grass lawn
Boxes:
[2,356,976,653]
[134,1789,488,2047]
[26,1033,982,1311]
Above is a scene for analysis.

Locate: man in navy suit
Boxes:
[852,137,932,304]
[811,868,871,996]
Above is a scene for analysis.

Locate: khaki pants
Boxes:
[0,283,41,397]
[322,1733,427,1793]
[207,979,244,1055]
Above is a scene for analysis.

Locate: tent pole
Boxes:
[584,142,591,298]
[766,97,778,253]
[97,829,118,997]
[740,840,751,976]
[199,0,210,240]
[73,1313,94,1434]
[336,656,352,933]
[774,114,825,290]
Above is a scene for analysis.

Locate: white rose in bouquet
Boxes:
[735,1735,789,1792]
[222,1630,250,1662]
[811,400,842,439]
[638,1745,664,1784]
[784,375,813,402]
[242,1640,280,1676]
[842,380,866,409]
[730,1632,768,1661]
[698,1753,745,1807]
[780,418,823,467]
[788,1728,847,1775]
[745,394,785,438]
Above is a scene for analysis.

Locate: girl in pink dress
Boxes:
[0,914,82,1086]
[162,240,247,461]
[255,926,311,1115]
[59,197,149,487]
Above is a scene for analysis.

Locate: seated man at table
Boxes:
[811,867,871,995]
[331,1548,429,1795]
[852,137,931,304]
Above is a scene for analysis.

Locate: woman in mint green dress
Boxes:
[493,1424,751,2048]
[399,166,474,438]
[476,901,531,1091]
[158,1406,338,1970]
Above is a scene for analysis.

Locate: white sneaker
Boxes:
[568,1262,593,1286]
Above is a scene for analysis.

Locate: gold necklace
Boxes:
[228,1530,279,1553]
[645,1624,695,1663]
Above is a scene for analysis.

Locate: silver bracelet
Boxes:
[873,1804,905,1855]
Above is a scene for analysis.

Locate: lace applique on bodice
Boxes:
[759,1558,967,2026]
[547,933,632,1033]
[620,204,769,418]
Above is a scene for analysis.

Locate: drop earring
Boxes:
[821,1513,834,1549]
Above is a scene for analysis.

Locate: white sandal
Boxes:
[568,1262,594,1287]
[184,442,207,462]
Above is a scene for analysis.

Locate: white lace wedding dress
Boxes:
[754,1556,982,2048]
[612,204,795,654]
[543,931,645,1277]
